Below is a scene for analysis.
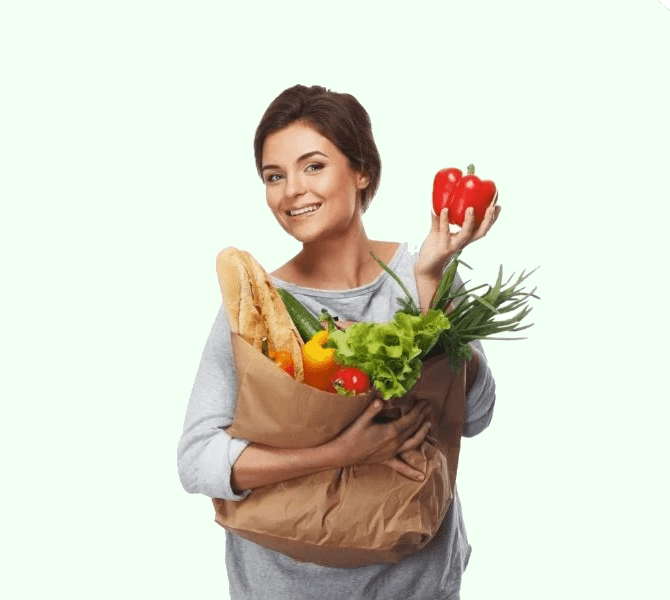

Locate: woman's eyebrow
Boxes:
[261,151,328,173]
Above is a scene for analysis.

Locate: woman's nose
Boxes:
[285,173,306,197]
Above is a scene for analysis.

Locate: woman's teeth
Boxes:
[289,204,321,216]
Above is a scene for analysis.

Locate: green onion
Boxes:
[371,250,539,371]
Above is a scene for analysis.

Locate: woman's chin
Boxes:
[275,212,354,245]
[278,220,326,244]
[289,229,324,244]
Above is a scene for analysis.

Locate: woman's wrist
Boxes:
[231,440,342,493]
[413,266,442,314]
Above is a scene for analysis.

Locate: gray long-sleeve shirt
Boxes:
[177,242,496,600]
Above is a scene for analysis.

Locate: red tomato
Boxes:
[331,367,371,395]
[432,164,497,228]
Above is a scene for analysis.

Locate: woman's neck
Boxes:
[288,224,392,290]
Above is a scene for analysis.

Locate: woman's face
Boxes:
[261,121,369,244]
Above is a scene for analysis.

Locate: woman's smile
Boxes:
[286,202,323,217]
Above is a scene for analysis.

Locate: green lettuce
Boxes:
[325,309,450,400]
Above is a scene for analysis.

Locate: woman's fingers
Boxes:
[433,209,452,250]
[439,207,450,233]
[445,207,476,251]
[351,398,385,431]
[393,401,431,443]
[340,398,432,469]
[472,203,501,241]
[430,211,438,232]
[398,448,423,470]
[397,419,431,453]
[491,203,501,225]
[459,207,477,242]
[383,457,425,481]
[450,200,501,247]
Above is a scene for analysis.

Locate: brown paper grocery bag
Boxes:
[225,333,375,447]
[213,333,466,568]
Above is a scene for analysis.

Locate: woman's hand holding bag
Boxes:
[328,398,433,482]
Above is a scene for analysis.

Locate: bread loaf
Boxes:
[216,247,305,381]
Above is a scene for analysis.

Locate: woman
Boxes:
[178,84,500,599]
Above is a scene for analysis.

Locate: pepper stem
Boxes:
[467,164,475,175]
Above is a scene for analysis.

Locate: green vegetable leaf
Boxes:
[326,310,449,400]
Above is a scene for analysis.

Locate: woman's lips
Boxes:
[287,203,322,217]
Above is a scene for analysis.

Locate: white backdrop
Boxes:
[2,1,669,598]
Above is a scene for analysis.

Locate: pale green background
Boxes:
[2,1,668,598]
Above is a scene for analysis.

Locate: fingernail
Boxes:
[417,473,425,480]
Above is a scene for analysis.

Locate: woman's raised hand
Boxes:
[326,397,432,481]
[415,199,501,280]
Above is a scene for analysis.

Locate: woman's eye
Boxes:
[265,173,282,183]
[305,163,324,173]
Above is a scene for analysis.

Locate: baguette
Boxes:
[216,247,305,381]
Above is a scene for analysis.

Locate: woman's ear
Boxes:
[357,172,370,190]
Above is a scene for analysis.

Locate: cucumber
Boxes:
[277,288,324,342]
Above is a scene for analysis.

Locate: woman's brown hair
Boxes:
[254,85,382,213]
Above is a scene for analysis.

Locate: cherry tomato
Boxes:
[331,367,371,395]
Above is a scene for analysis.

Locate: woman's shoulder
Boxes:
[371,240,402,262]
[270,261,300,284]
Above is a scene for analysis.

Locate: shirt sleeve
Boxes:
[177,306,251,501]
[462,339,496,437]
[450,271,497,438]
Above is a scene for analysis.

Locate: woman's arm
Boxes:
[177,307,251,500]
[231,398,432,492]
[230,443,341,494]
[414,270,442,315]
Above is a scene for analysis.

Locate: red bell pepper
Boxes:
[432,164,497,228]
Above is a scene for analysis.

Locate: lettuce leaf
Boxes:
[326,309,450,400]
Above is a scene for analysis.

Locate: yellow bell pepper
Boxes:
[302,330,339,392]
